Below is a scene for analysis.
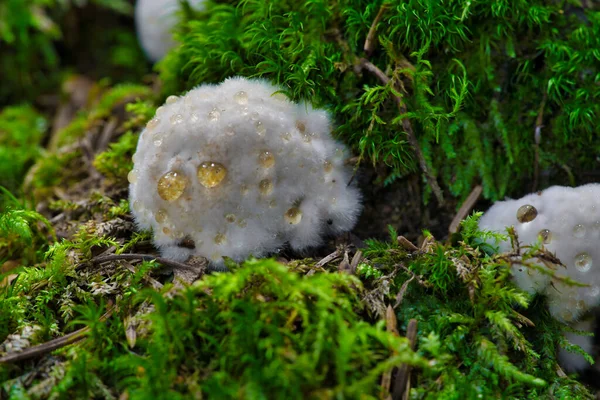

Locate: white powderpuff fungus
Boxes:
[129,77,362,266]
[135,0,205,62]
[478,183,600,372]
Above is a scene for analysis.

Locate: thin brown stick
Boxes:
[314,249,341,268]
[532,93,547,192]
[0,303,114,364]
[358,59,444,204]
[448,185,483,234]
[392,319,418,400]
[364,3,390,55]
[89,254,198,272]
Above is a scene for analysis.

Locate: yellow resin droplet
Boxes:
[258,151,275,168]
[323,160,333,173]
[127,170,138,183]
[214,233,227,245]
[259,179,273,195]
[538,229,552,244]
[166,95,179,104]
[296,120,306,133]
[197,162,227,188]
[285,207,302,225]
[162,227,172,235]
[516,204,537,223]
[234,91,248,105]
[155,209,168,224]
[225,214,236,223]
[157,171,188,202]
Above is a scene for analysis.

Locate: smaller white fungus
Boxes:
[478,183,600,372]
[135,0,205,62]
[129,77,362,266]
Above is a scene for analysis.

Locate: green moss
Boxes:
[161,0,600,201]
[0,105,47,193]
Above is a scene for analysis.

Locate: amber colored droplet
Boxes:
[162,227,172,235]
[155,209,168,224]
[560,310,574,322]
[516,204,537,223]
[197,161,227,188]
[234,91,248,105]
[538,229,552,244]
[259,179,273,195]
[323,160,333,173]
[258,151,275,168]
[157,171,188,202]
[127,170,138,183]
[214,233,227,245]
[284,207,302,225]
[296,120,306,133]
[225,214,236,223]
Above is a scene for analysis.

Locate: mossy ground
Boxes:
[1,0,599,399]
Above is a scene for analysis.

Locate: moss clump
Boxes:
[161,0,600,201]
[0,105,47,193]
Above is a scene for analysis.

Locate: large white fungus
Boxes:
[135,0,205,62]
[129,77,362,266]
[479,183,600,372]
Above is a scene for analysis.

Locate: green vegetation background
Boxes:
[0,0,599,398]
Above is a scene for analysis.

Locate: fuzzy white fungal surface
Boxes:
[129,77,362,265]
[135,0,205,62]
[478,183,600,372]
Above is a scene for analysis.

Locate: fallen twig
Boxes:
[448,185,483,234]
[88,253,199,272]
[0,303,114,364]
[392,319,418,400]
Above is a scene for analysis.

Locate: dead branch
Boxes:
[364,3,390,55]
[88,253,200,272]
[392,319,418,400]
[448,185,483,234]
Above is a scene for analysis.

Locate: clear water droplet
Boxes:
[224,124,235,136]
[237,219,247,228]
[255,121,266,136]
[259,179,273,195]
[127,170,138,183]
[250,111,259,121]
[155,209,168,223]
[208,108,220,121]
[166,95,179,104]
[281,132,291,141]
[234,91,248,105]
[575,252,593,272]
[133,200,143,212]
[573,224,586,238]
[538,229,552,244]
[147,118,160,129]
[170,113,184,125]
[190,113,199,123]
[214,233,227,245]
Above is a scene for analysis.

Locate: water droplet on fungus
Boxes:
[197,162,227,188]
[538,229,552,244]
[133,200,143,212]
[166,95,179,104]
[255,121,266,136]
[225,214,236,223]
[323,160,333,173]
[190,113,199,123]
[259,179,273,195]
[147,118,160,129]
[234,91,248,105]
[170,113,184,125]
[281,132,291,141]
[156,106,165,115]
[516,204,537,223]
[575,252,593,272]
[157,171,188,201]
[214,233,227,245]
[285,207,302,225]
[127,170,138,183]
[296,120,306,133]
[250,111,259,121]
[269,199,277,208]
[238,219,248,228]
[208,108,220,121]
[240,184,249,195]
[258,151,275,168]
[573,224,586,238]
[163,226,172,235]
[224,124,235,136]
[155,209,168,224]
